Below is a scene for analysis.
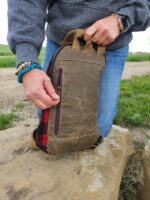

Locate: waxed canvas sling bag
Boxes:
[34,29,105,154]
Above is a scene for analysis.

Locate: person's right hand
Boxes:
[22,68,60,109]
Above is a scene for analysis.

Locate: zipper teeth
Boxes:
[54,68,63,135]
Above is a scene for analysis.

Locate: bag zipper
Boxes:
[54,68,63,135]
[46,43,71,135]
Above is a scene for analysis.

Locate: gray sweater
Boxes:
[7,0,150,66]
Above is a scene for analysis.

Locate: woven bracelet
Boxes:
[17,63,43,83]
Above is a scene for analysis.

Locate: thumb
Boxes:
[43,77,60,101]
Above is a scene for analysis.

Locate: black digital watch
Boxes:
[112,14,130,33]
[119,15,130,33]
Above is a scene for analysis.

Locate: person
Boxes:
[7,0,150,137]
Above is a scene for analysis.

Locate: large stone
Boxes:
[139,146,150,200]
[0,125,134,200]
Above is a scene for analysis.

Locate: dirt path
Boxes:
[122,61,150,80]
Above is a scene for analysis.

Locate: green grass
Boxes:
[0,45,150,67]
[0,112,16,131]
[0,55,16,68]
[0,45,13,56]
[0,102,25,131]
[0,45,45,67]
[0,45,15,67]
[127,53,150,62]
[133,141,145,151]
[114,75,150,128]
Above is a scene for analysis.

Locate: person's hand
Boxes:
[84,15,120,46]
[22,68,60,109]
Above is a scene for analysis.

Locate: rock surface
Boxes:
[0,125,134,200]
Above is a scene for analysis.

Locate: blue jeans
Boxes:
[39,40,129,137]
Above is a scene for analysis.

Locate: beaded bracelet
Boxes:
[17,63,43,83]
[15,61,34,75]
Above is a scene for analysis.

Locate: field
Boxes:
[0,44,150,67]
[0,45,45,67]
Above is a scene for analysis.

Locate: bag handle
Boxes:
[63,29,105,55]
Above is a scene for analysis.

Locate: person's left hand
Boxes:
[84,15,120,46]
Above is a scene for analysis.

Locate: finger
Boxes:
[43,77,60,101]
[91,31,100,43]
[37,88,60,107]
[84,23,98,41]
[25,87,59,108]
[35,99,49,110]
[29,97,48,110]
[97,30,118,46]
[101,39,113,46]
[94,31,108,45]
[26,84,59,107]
[99,33,116,46]
[30,95,59,109]
[35,101,48,110]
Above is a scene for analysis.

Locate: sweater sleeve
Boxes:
[7,0,48,66]
[116,0,150,32]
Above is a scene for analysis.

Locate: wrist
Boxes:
[112,14,130,33]
[17,63,43,83]
[111,14,122,33]
[22,68,42,83]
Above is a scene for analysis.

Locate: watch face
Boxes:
[121,16,129,31]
